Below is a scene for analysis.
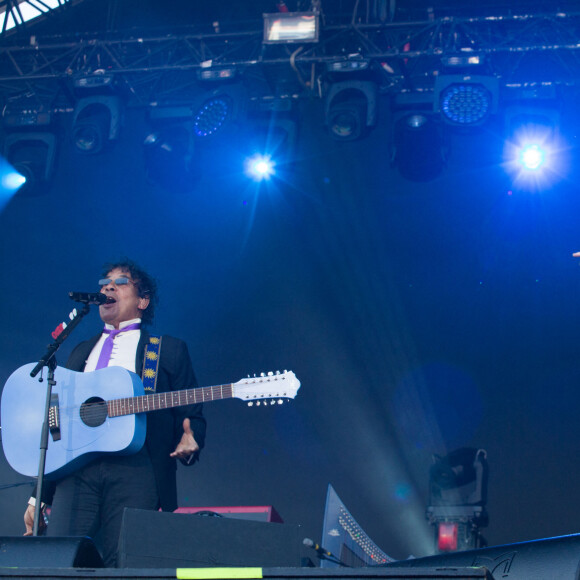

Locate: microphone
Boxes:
[69,292,114,305]
[303,538,333,558]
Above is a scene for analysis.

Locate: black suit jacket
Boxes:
[38,331,206,511]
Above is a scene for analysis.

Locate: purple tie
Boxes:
[95,323,141,370]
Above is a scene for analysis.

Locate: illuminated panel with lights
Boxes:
[321,484,395,568]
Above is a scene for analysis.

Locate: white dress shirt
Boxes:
[84,318,142,373]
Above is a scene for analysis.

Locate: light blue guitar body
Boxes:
[1,363,146,480]
[2,363,301,480]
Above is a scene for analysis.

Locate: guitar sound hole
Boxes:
[80,397,108,427]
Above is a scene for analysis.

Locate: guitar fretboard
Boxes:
[107,384,234,417]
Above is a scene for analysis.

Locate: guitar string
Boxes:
[55,379,291,421]
[63,384,234,420]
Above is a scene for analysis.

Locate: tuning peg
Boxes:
[275,370,280,375]
[277,399,284,404]
[248,402,253,406]
[268,371,273,376]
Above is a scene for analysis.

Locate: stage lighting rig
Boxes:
[242,108,297,179]
[70,72,123,155]
[71,96,122,155]
[1,100,57,196]
[189,85,245,139]
[193,95,234,138]
[73,72,115,92]
[244,154,275,181]
[440,54,485,68]
[143,123,197,194]
[391,111,446,182]
[519,144,545,171]
[434,75,499,127]
[324,80,377,141]
[502,96,561,186]
[2,132,57,196]
[197,62,237,82]
[426,448,489,554]
[148,90,241,143]
[326,55,371,73]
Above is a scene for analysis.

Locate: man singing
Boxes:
[24,259,206,567]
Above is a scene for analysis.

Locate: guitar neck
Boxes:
[107,383,233,417]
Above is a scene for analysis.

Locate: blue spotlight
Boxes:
[0,157,27,202]
[519,144,546,171]
[245,154,275,181]
[503,105,562,189]
[2,168,26,191]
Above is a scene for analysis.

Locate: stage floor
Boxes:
[0,566,493,580]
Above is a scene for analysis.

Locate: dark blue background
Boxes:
[2,0,580,562]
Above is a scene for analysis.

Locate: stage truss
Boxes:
[1,7,580,111]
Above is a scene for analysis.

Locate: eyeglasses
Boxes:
[98,277,134,287]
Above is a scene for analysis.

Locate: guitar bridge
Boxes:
[49,394,61,442]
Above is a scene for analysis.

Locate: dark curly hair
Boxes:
[101,258,158,326]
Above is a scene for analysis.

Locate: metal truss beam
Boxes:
[0,0,84,35]
[1,10,580,111]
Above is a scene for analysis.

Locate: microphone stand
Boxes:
[29,302,91,536]
[318,552,348,567]
[303,539,349,567]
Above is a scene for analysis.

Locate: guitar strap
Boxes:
[141,335,162,393]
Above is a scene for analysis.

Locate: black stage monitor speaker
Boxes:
[386,533,580,580]
[0,536,104,568]
[117,508,305,569]
[175,505,283,523]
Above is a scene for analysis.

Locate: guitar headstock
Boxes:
[232,370,300,405]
